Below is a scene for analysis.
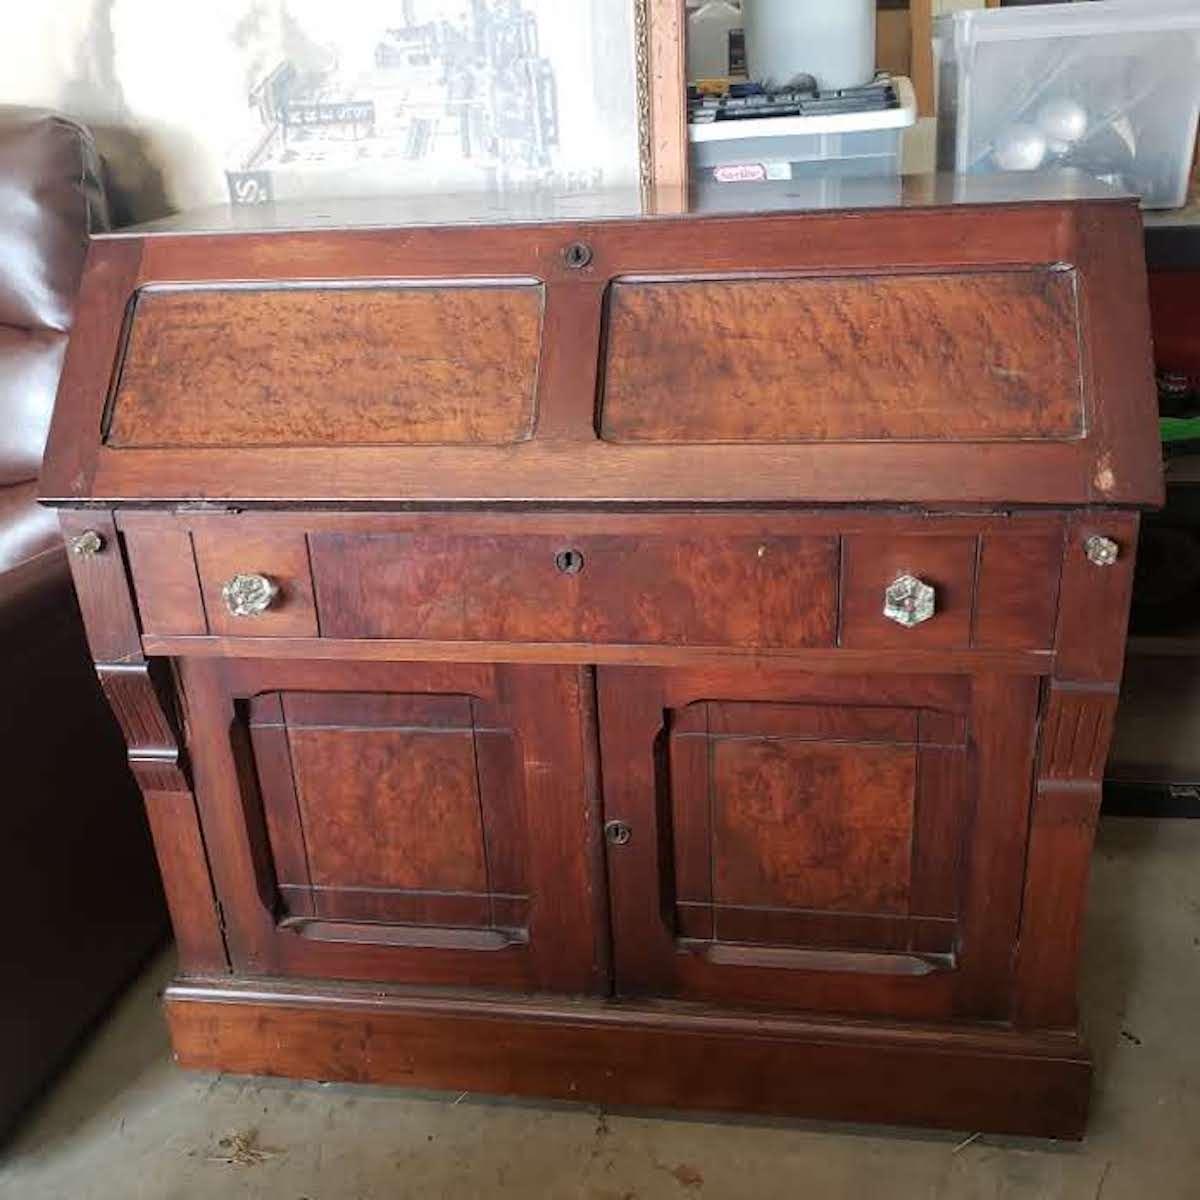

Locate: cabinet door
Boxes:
[180,658,607,994]
[598,665,1039,1021]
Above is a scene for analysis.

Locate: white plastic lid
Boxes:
[689,77,917,144]
[939,0,1200,42]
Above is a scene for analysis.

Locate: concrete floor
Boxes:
[1,817,1197,1200]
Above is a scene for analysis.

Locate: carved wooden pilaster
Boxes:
[1038,685,1120,784]
[93,661,228,974]
[1013,512,1140,1030]
[96,661,190,793]
[59,508,229,974]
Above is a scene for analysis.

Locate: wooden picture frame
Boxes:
[635,0,689,211]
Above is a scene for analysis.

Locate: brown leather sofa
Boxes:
[0,108,167,1139]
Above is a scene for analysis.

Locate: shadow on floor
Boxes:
[3,950,176,1162]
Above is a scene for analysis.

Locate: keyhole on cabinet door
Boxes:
[605,820,632,847]
[562,241,593,269]
[555,548,586,575]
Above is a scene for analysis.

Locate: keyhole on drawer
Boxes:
[555,548,586,575]
[562,241,593,269]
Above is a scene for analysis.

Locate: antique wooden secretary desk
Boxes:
[40,176,1162,1138]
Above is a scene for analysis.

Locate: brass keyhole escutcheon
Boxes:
[605,820,632,847]
[562,241,593,269]
[555,548,586,575]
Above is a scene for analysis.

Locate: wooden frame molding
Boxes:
[636,0,688,210]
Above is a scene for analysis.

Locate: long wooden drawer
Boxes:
[308,531,838,647]
[117,512,1070,655]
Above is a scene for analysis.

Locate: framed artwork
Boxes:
[218,0,647,208]
[3,1,661,216]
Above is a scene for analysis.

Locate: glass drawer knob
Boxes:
[1084,536,1120,567]
[222,573,279,617]
[884,574,937,628]
[69,530,105,556]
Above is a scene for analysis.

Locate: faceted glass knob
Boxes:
[1084,536,1120,567]
[884,574,936,628]
[222,573,279,617]
[69,529,105,556]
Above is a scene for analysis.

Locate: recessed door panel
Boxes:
[249,692,525,931]
[105,283,543,448]
[598,666,1037,1021]
[710,736,917,916]
[600,271,1084,443]
[181,658,605,994]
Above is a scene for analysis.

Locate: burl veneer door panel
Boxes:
[711,737,917,916]
[598,666,1037,1020]
[600,271,1084,443]
[105,283,542,448]
[250,692,521,929]
[181,658,605,994]
[311,532,837,648]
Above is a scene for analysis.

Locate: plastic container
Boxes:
[690,76,916,185]
[936,0,1200,209]
[742,0,876,93]
[687,2,743,83]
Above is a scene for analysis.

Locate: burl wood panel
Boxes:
[105,284,543,448]
[289,728,486,893]
[668,700,969,953]
[600,270,1084,444]
[711,740,916,915]
[248,691,531,930]
[311,532,837,648]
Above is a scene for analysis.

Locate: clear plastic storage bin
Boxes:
[690,77,916,186]
[936,0,1200,209]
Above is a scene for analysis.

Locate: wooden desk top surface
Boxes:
[115,171,1128,238]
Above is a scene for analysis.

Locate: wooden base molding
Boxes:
[165,980,1091,1140]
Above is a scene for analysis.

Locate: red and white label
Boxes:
[713,163,768,183]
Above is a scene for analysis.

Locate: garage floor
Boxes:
[1,818,1197,1200]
